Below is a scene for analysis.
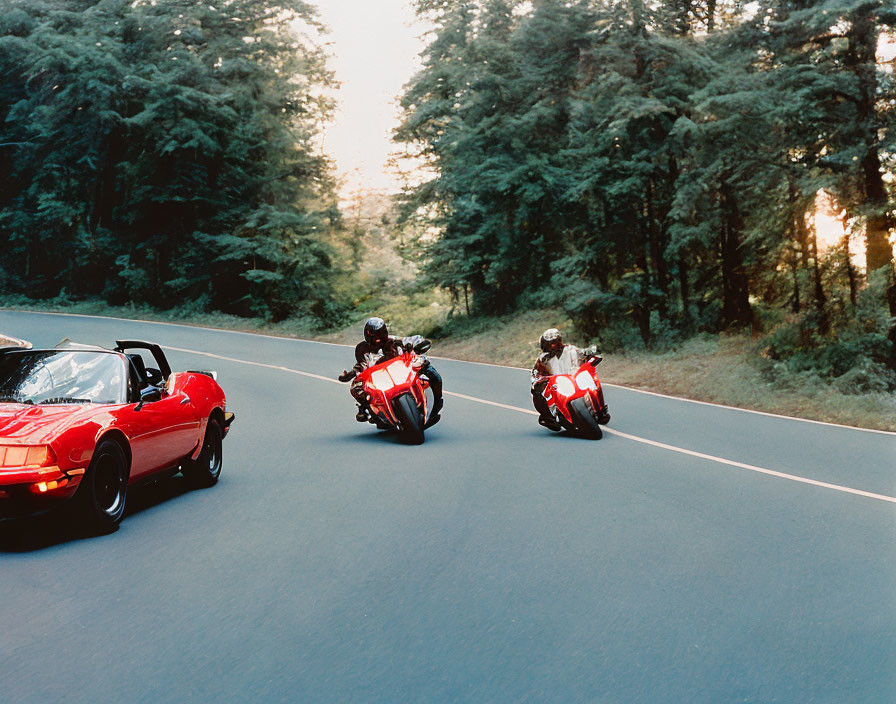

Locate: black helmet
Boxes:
[364,317,389,346]
[540,328,563,354]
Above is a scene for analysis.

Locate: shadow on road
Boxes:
[0,474,191,553]
[336,429,432,447]
[537,428,609,442]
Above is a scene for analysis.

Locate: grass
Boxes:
[2,296,893,431]
[603,335,896,432]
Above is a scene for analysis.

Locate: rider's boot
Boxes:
[596,405,610,425]
[538,413,562,432]
[425,397,443,428]
[355,404,369,422]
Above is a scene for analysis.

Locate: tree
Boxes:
[0,0,341,322]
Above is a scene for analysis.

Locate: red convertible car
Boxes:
[0,339,234,530]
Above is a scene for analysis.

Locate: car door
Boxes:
[118,367,201,481]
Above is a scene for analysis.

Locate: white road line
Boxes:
[444,390,539,415]
[598,383,896,435]
[166,346,342,385]
[165,344,896,505]
[435,356,896,436]
[6,308,894,435]
[5,308,895,435]
[602,427,896,504]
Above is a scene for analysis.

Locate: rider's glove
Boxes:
[338,369,355,383]
[583,345,602,364]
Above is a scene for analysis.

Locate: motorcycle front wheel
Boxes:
[393,392,425,445]
[569,397,602,440]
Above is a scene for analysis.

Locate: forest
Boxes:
[0,0,340,321]
[0,0,895,390]
[397,0,896,383]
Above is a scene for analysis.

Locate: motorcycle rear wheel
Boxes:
[393,392,425,445]
[570,397,602,440]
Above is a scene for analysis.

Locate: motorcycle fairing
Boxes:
[542,360,606,427]
[358,354,431,427]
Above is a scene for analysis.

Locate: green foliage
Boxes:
[397,0,896,378]
[0,0,340,322]
[762,271,896,389]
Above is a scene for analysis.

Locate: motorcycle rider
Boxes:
[531,328,609,430]
[338,317,443,427]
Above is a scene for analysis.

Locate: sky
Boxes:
[311,3,896,218]
[314,0,427,198]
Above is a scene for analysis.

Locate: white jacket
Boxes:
[532,344,584,380]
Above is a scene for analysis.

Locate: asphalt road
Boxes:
[0,310,894,703]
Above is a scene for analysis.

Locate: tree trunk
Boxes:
[847,11,896,368]
[646,179,669,319]
[719,183,753,328]
[863,150,894,274]
[634,304,651,347]
[809,224,829,335]
[790,247,801,313]
[888,276,896,371]
[635,205,652,346]
[678,255,691,324]
[840,233,858,307]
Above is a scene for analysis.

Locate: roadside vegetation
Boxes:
[4,295,893,431]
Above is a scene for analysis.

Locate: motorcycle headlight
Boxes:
[387,359,413,384]
[370,369,394,391]
[553,376,576,397]
[575,371,597,391]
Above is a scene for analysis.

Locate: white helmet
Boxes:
[540,328,563,354]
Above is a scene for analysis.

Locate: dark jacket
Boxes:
[351,335,404,376]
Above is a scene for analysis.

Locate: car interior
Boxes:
[115,341,173,405]
[125,353,164,401]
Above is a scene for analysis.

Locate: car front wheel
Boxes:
[76,439,129,531]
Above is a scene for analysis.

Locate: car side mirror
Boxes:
[414,339,432,355]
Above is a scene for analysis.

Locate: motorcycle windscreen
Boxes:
[369,369,394,390]
[574,370,597,391]
[386,360,414,385]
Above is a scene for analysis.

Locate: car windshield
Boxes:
[0,350,126,405]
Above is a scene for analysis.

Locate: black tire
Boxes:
[183,419,223,488]
[570,397,602,440]
[393,393,425,445]
[75,439,129,531]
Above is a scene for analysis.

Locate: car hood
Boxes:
[0,403,98,444]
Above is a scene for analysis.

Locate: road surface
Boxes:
[1,310,894,703]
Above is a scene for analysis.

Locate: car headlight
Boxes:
[575,371,597,391]
[369,369,394,391]
[554,376,576,397]
[0,445,54,468]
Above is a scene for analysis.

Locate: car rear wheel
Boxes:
[183,419,223,488]
[76,439,129,531]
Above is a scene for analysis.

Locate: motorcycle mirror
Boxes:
[414,339,432,354]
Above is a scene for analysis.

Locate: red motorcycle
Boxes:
[355,342,434,445]
[538,356,609,439]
